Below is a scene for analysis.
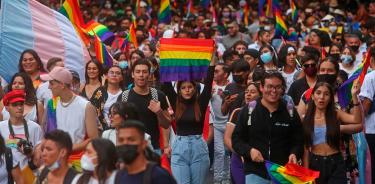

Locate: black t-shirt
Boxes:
[125,89,168,149]
[117,166,177,184]
[287,77,310,105]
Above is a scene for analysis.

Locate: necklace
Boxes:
[60,95,76,108]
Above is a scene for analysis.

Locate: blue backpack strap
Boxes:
[247,100,257,126]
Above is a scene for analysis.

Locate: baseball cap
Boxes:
[3,90,25,106]
[40,66,73,84]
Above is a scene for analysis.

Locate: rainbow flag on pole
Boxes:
[159,38,214,82]
[93,35,113,67]
[265,160,320,184]
[84,20,115,44]
[158,0,171,24]
[338,51,371,108]
[273,0,288,39]
[266,0,272,17]
[289,0,298,23]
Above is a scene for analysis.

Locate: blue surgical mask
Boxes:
[118,60,128,69]
[341,55,353,64]
[260,52,273,64]
[48,159,60,171]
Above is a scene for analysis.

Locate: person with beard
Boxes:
[221,21,252,50]
[288,54,318,105]
[115,120,176,184]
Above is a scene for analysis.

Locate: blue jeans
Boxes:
[171,135,210,184]
[213,126,230,183]
[245,174,272,184]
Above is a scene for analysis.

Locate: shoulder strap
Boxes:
[115,170,126,184]
[37,167,50,184]
[121,89,130,102]
[143,162,157,184]
[5,148,13,184]
[247,100,257,126]
[150,88,158,101]
[63,168,78,184]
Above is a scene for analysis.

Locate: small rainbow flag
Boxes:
[338,51,371,108]
[266,0,272,17]
[127,23,138,48]
[84,20,115,44]
[158,0,171,24]
[243,2,250,26]
[289,0,298,23]
[200,0,210,9]
[159,38,214,82]
[136,0,141,16]
[93,34,113,67]
[265,160,320,184]
[186,0,194,18]
[273,0,288,39]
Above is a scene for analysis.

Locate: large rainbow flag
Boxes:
[0,0,90,82]
[338,51,371,108]
[265,160,320,184]
[159,38,214,82]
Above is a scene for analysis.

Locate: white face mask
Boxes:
[48,154,61,171]
[329,26,337,33]
[80,154,96,171]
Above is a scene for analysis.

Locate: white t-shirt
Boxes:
[71,170,117,184]
[56,95,89,144]
[0,120,43,169]
[103,90,122,126]
[210,83,228,129]
[2,105,38,123]
[281,68,299,92]
[359,70,375,134]
[36,81,52,108]
[0,153,18,184]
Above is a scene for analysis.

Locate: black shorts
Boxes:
[309,152,347,184]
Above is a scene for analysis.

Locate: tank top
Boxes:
[313,125,327,145]
[2,105,37,123]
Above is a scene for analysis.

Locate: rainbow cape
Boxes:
[265,160,320,184]
[158,0,171,24]
[338,51,371,108]
[94,35,113,67]
[46,97,59,133]
[159,38,214,82]
[289,0,298,23]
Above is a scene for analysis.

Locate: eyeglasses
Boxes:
[108,71,122,76]
[303,63,316,68]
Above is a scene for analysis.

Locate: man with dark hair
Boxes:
[232,72,303,183]
[248,29,271,51]
[221,20,252,49]
[118,59,171,153]
[221,60,250,115]
[115,120,176,184]
[243,49,260,71]
[345,32,366,66]
[36,129,77,183]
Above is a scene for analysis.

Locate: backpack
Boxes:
[5,148,13,184]
[114,162,158,184]
[121,87,158,102]
[36,167,77,184]
[247,95,295,126]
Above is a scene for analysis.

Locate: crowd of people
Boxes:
[1,0,375,183]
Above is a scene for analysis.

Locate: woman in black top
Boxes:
[80,61,103,100]
[161,58,215,184]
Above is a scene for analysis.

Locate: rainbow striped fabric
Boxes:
[84,20,115,44]
[265,160,320,184]
[94,35,113,67]
[158,0,171,23]
[273,0,288,39]
[46,97,59,133]
[200,0,210,9]
[338,51,371,108]
[289,0,298,23]
[159,38,214,82]
[266,0,272,17]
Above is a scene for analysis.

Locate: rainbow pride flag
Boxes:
[84,20,115,44]
[158,0,171,24]
[243,3,250,26]
[266,0,272,17]
[273,0,288,39]
[159,38,214,82]
[289,0,298,23]
[200,0,210,9]
[94,35,113,67]
[338,51,371,108]
[265,160,320,184]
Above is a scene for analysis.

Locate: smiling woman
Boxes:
[18,49,46,89]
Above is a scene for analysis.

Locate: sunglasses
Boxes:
[303,63,316,68]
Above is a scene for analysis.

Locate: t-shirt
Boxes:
[281,68,300,92]
[287,77,310,105]
[359,70,375,134]
[122,89,168,149]
[116,166,176,184]
[0,153,18,184]
[210,84,228,129]
[36,81,52,108]
[221,33,252,49]
[103,90,122,126]
[71,171,117,184]
[0,120,43,169]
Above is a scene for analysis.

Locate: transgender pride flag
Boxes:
[0,0,90,82]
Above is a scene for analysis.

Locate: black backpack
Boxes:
[5,148,13,184]
[114,162,157,184]
[36,167,77,184]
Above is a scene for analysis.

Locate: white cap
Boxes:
[322,14,334,22]
[163,30,174,38]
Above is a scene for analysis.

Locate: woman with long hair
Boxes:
[80,61,104,100]
[18,49,46,89]
[302,82,362,183]
[339,46,357,77]
[0,73,43,123]
[161,57,215,184]
[73,138,118,184]
[90,66,124,131]
[259,45,278,71]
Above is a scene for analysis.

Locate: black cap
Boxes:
[244,49,259,59]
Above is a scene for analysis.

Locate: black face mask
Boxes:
[232,74,244,84]
[317,74,337,85]
[330,53,340,62]
[350,45,359,52]
[117,144,139,164]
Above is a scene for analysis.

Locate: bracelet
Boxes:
[352,102,360,106]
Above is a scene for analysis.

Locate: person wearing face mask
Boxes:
[259,45,278,71]
[114,120,176,184]
[36,130,78,184]
[339,46,357,77]
[345,33,365,66]
[72,138,117,184]
[288,54,318,105]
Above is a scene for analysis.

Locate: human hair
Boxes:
[260,71,286,91]
[278,44,296,66]
[303,82,340,150]
[328,43,343,54]
[130,50,145,61]
[77,138,117,184]
[300,53,318,65]
[18,49,46,73]
[216,63,230,75]
[8,72,37,106]
[85,60,104,84]
[110,102,139,121]
[252,67,265,82]
[131,58,151,73]
[231,60,250,73]
[232,40,248,51]
[118,119,146,137]
[302,46,320,60]
[259,45,278,66]
[105,65,125,89]
[0,136,5,165]
[342,46,356,63]
[175,81,201,122]
[44,130,73,157]
[143,43,156,55]
[258,29,270,39]
[46,57,63,71]
[318,56,340,75]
